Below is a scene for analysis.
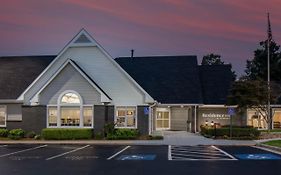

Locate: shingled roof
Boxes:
[0,55,233,104]
[199,65,233,104]
[115,56,203,104]
[0,55,56,99]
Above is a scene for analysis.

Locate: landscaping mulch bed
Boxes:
[259,132,281,139]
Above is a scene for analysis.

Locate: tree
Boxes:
[201,53,237,80]
[201,53,224,65]
[228,79,281,130]
[245,40,281,81]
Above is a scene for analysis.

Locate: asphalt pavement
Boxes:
[0,144,280,175]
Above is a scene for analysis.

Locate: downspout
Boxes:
[194,105,197,133]
[149,101,157,135]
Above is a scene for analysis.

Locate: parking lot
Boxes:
[0,144,281,175]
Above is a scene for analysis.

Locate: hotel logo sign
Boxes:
[202,113,230,120]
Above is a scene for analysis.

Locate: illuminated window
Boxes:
[156,108,170,130]
[247,110,267,129]
[48,107,57,126]
[47,91,93,128]
[83,106,93,127]
[0,106,6,127]
[61,93,80,104]
[116,107,136,128]
[273,109,281,129]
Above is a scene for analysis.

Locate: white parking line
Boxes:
[171,152,229,159]
[0,145,8,148]
[107,146,131,160]
[171,149,227,156]
[0,145,47,158]
[211,146,237,160]
[46,145,90,160]
[168,145,172,160]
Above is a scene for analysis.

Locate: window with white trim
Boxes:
[0,106,6,127]
[48,107,57,126]
[47,91,93,128]
[115,106,136,128]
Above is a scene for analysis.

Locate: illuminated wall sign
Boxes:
[202,113,230,120]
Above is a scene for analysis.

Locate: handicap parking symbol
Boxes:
[117,154,156,160]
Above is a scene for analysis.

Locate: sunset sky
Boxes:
[0,0,281,76]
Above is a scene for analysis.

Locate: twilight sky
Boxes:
[1,0,281,76]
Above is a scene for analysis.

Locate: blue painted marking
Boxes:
[235,154,281,160]
[144,107,150,115]
[117,154,156,160]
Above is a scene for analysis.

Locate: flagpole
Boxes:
[267,12,271,130]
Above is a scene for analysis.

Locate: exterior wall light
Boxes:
[205,120,209,126]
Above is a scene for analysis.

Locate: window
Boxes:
[61,93,80,104]
[0,106,6,127]
[116,107,136,128]
[83,106,93,127]
[247,110,267,129]
[156,108,170,130]
[48,107,57,126]
[61,106,80,126]
[273,109,281,129]
[47,91,93,128]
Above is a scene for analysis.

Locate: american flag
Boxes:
[267,13,272,42]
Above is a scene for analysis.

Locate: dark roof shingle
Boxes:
[116,56,203,104]
[0,55,56,99]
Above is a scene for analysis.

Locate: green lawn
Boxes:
[263,140,281,148]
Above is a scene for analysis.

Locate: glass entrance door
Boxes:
[156,108,170,130]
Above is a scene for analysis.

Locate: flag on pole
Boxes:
[267,13,272,42]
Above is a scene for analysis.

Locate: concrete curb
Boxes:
[0,139,257,146]
[0,140,134,145]
[258,143,281,153]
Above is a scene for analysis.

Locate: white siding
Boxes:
[7,104,22,121]
[24,47,145,106]
[39,63,102,105]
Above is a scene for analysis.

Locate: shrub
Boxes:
[200,125,260,139]
[94,132,104,140]
[107,129,139,140]
[8,129,25,140]
[104,122,116,137]
[25,131,36,138]
[0,129,9,137]
[41,128,93,140]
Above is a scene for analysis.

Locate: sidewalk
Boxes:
[159,131,256,146]
[0,131,257,146]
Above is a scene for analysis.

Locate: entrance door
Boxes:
[156,108,170,130]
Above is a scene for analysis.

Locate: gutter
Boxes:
[0,99,23,104]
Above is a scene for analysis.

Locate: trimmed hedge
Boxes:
[200,125,260,139]
[107,129,139,140]
[0,129,9,137]
[41,128,93,140]
[8,129,25,140]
